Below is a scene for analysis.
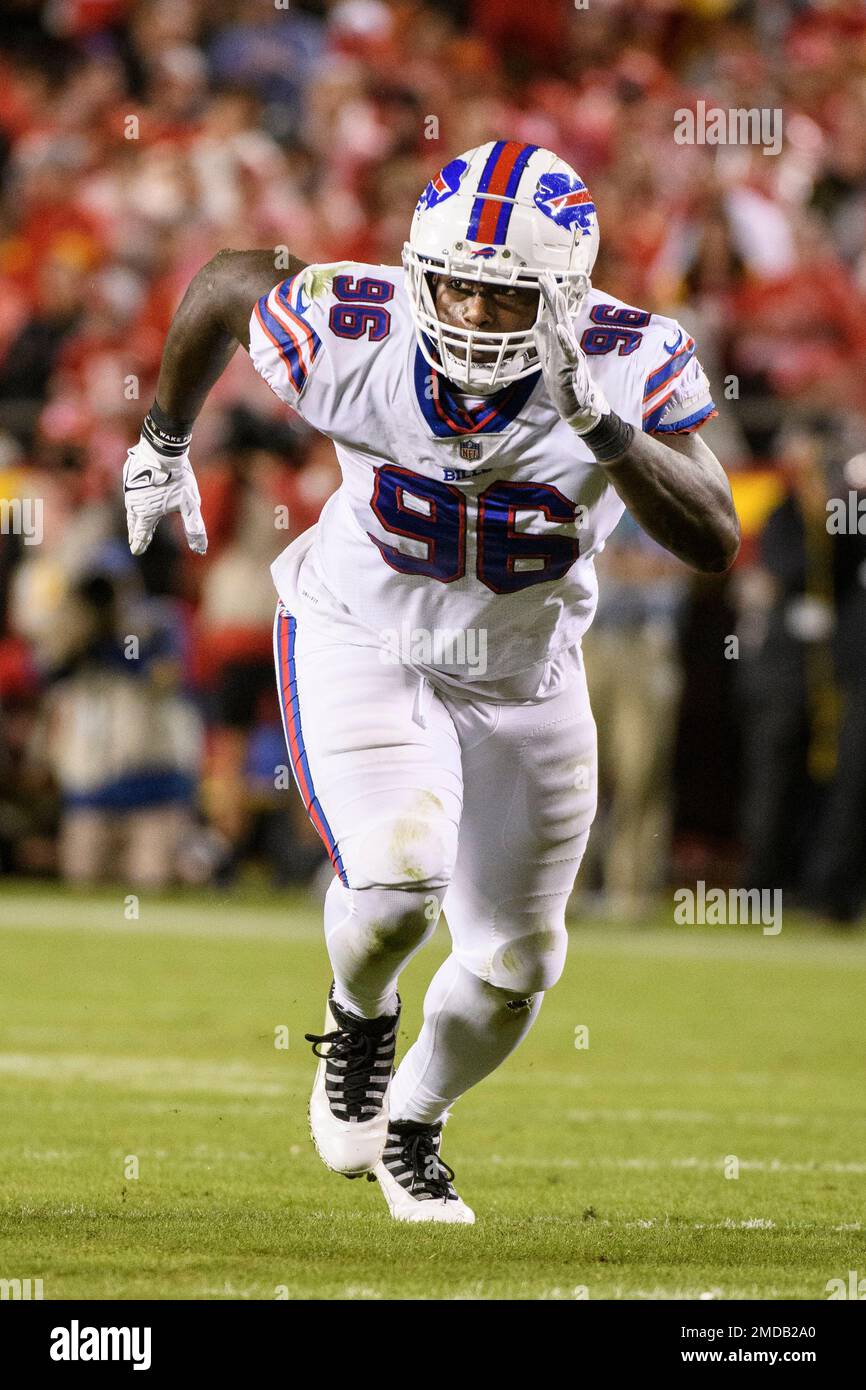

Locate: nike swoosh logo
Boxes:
[124,472,169,492]
[663,330,683,354]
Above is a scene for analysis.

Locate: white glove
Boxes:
[123,435,208,557]
[533,271,611,434]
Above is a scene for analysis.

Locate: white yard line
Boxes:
[565,1106,866,1129]
[0,1051,289,1095]
[0,896,324,941]
[488,1068,849,1091]
[484,1153,866,1174]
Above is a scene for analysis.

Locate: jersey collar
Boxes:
[412,341,542,438]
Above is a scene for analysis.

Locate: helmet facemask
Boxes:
[402,240,590,392]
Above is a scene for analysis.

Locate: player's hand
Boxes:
[533,271,611,435]
[122,435,208,557]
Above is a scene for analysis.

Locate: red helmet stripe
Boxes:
[467,141,537,244]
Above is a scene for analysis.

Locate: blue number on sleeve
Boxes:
[330,275,394,341]
[581,303,651,357]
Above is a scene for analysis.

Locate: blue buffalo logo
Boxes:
[419,158,467,210]
[533,173,597,234]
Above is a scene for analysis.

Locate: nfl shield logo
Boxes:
[459,439,482,463]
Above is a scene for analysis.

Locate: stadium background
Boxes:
[1,0,866,918]
[0,2,861,922]
[2,0,866,1306]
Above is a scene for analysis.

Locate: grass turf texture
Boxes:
[0,882,864,1300]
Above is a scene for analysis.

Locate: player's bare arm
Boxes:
[122,249,305,555]
[156,249,307,418]
[587,425,739,574]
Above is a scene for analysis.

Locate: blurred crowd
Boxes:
[1,0,866,919]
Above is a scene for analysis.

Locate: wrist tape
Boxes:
[577,410,634,463]
[142,401,193,458]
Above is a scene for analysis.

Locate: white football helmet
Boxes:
[402,141,600,391]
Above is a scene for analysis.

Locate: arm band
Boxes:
[578,411,634,464]
[142,400,193,457]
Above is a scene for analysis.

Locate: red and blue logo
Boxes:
[533,173,596,234]
[419,157,468,210]
[469,246,497,257]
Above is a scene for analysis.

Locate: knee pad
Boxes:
[348,806,457,891]
[342,883,443,957]
[486,922,569,994]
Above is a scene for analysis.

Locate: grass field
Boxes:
[1,881,864,1300]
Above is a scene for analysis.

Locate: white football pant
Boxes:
[274,601,597,1121]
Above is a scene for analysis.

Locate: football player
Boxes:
[124,142,739,1224]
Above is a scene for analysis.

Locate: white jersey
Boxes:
[250,262,716,701]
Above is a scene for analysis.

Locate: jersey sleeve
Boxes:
[639,319,718,435]
[250,261,380,428]
[249,268,328,415]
